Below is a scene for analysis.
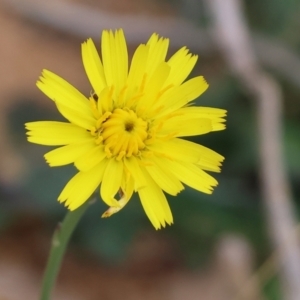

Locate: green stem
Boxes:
[40,200,92,300]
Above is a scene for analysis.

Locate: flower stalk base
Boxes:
[40,199,91,300]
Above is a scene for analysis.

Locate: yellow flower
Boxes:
[25,29,226,229]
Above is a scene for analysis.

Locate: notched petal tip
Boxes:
[200,76,209,89]
[154,219,173,230]
[24,122,32,129]
[40,69,53,78]
[66,203,77,211]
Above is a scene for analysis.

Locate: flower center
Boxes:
[93,108,148,160]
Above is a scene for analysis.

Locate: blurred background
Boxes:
[0,0,299,299]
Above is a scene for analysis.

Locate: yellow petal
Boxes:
[145,34,169,78]
[58,172,79,203]
[74,145,106,171]
[25,121,90,145]
[163,160,218,194]
[37,70,92,116]
[138,189,161,229]
[115,29,128,88]
[149,138,224,172]
[56,103,95,129]
[101,29,128,95]
[137,62,170,112]
[156,76,209,117]
[159,106,226,136]
[100,158,124,207]
[144,62,170,94]
[126,44,149,100]
[123,157,147,190]
[58,159,108,210]
[121,172,134,201]
[138,168,173,229]
[165,47,198,86]
[82,38,106,95]
[145,156,184,196]
[179,106,227,118]
[98,86,114,113]
[159,118,212,137]
[174,107,227,132]
[44,140,95,166]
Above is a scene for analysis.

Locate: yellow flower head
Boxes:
[25,29,226,229]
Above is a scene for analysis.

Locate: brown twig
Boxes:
[203,0,300,299]
[216,235,265,300]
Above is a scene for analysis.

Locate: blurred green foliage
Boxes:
[245,0,298,36]
[263,275,282,300]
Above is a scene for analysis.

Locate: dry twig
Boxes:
[203,0,300,299]
[216,235,265,300]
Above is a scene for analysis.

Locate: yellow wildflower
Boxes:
[25,29,226,229]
